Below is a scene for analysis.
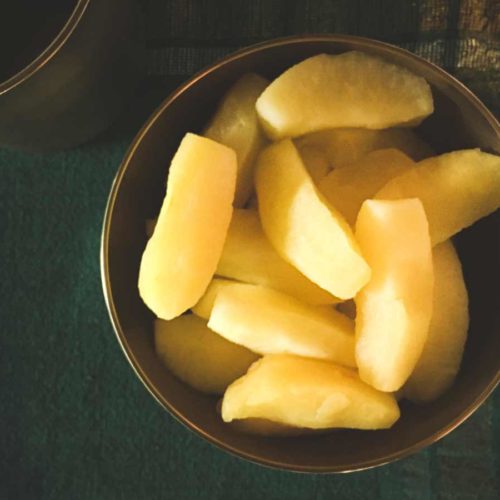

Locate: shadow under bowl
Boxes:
[101,34,500,473]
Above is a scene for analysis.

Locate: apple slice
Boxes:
[319,149,415,225]
[255,139,370,299]
[404,240,469,402]
[155,315,258,395]
[355,199,434,392]
[222,354,400,430]
[207,283,356,367]
[138,133,236,320]
[216,209,338,305]
[204,73,268,207]
[256,52,433,139]
[296,127,434,168]
[376,149,500,245]
[192,278,251,319]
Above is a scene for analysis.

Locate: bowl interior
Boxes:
[103,36,500,472]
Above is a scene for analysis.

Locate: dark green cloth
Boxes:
[1,1,498,498]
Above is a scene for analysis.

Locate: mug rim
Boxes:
[101,33,500,473]
[0,0,91,96]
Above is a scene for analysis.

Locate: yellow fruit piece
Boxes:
[192,278,251,319]
[216,209,338,305]
[404,241,469,402]
[138,133,236,320]
[204,73,269,207]
[222,354,400,430]
[319,149,415,225]
[296,144,332,183]
[355,199,434,392]
[255,139,370,300]
[155,315,258,395]
[256,52,433,139]
[207,283,356,367]
[376,149,500,245]
[296,127,434,168]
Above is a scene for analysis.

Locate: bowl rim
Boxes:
[101,33,500,473]
[0,0,90,95]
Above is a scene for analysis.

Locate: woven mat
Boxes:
[0,1,498,498]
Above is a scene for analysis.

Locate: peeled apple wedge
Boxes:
[138,133,236,320]
[207,283,356,367]
[256,52,433,139]
[222,355,400,430]
[376,149,500,245]
[296,145,332,183]
[404,241,469,402]
[296,127,434,168]
[204,73,269,207]
[319,148,415,225]
[216,209,338,305]
[155,315,259,395]
[355,199,434,392]
[255,139,371,300]
[192,278,251,319]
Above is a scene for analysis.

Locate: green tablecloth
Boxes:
[1,1,498,498]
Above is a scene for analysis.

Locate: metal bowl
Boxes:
[101,34,500,473]
[0,0,143,151]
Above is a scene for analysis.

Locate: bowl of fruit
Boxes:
[101,34,500,472]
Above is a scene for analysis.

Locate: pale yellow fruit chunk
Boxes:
[155,315,258,395]
[138,133,236,320]
[319,149,415,225]
[296,145,332,183]
[404,241,469,402]
[296,127,434,167]
[376,149,500,245]
[355,199,434,392]
[255,139,370,299]
[207,283,356,367]
[222,354,400,430]
[256,52,433,139]
[204,73,268,207]
[216,209,338,305]
[192,278,251,319]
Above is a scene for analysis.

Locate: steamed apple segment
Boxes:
[355,199,434,392]
[222,354,400,430]
[296,144,332,183]
[207,283,356,367]
[204,73,269,207]
[155,315,259,395]
[192,278,253,320]
[216,208,339,305]
[404,241,469,403]
[376,149,500,245]
[319,149,415,225]
[255,139,371,300]
[297,127,434,168]
[256,52,433,140]
[138,133,237,320]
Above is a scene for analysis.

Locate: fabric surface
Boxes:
[1,1,499,498]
